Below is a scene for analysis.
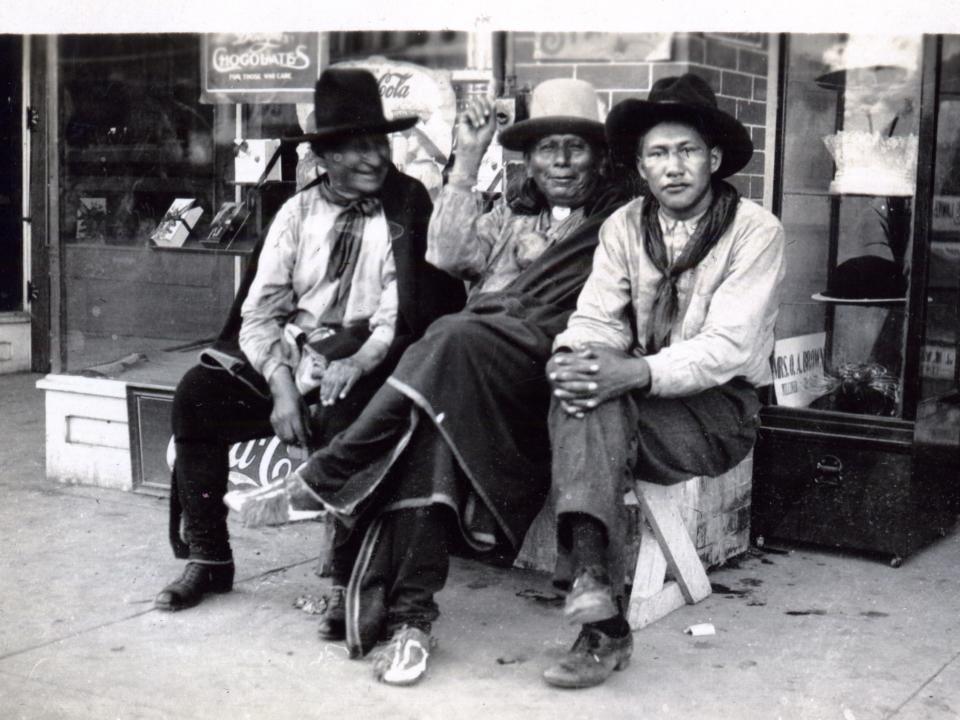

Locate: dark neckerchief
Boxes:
[641,179,740,353]
[315,174,383,324]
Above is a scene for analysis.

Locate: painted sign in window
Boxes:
[201,33,320,104]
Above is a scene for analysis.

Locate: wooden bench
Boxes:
[516,450,754,630]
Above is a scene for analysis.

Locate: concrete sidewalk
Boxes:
[2,371,959,720]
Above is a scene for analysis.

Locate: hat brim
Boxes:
[282,115,419,144]
[811,293,906,304]
[498,116,606,152]
[605,100,753,178]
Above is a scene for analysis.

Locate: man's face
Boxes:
[319,133,391,199]
[526,134,601,208]
[636,122,722,220]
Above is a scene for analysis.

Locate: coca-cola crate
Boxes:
[126,384,303,496]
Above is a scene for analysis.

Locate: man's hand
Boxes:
[452,97,497,178]
[547,346,651,417]
[268,366,311,448]
[319,357,364,407]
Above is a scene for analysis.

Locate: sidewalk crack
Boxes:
[884,648,960,718]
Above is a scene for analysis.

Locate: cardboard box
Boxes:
[234,139,282,185]
[151,199,203,248]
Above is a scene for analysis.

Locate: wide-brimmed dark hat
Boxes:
[499,78,606,152]
[812,255,907,304]
[284,68,418,145]
[606,73,753,178]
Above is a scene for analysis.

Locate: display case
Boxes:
[753,34,960,565]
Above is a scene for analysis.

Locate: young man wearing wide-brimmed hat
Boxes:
[154,68,464,613]
[238,78,632,686]
[544,74,786,689]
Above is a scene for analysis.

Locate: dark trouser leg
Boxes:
[329,520,362,586]
[172,365,274,561]
[549,380,761,598]
[382,505,451,633]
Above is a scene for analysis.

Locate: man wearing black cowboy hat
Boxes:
[154,68,464,612]
[544,73,786,688]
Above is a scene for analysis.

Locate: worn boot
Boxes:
[155,561,235,611]
[317,586,346,641]
[542,624,633,689]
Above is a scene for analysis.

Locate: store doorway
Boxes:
[0,35,23,314]
[0,35,30,375]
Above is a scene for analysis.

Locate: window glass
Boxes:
[59,34,236,370]
[922,35,960,400]
[773,34,922,418]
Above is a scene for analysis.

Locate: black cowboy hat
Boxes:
[605,73,753,178]
[812,255,907,304]
[283,68,418,145]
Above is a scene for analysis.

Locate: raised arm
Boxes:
[426,96,504,281]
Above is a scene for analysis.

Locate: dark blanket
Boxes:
[299,191,625,551]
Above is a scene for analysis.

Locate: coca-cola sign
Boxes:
[202,32,319,105]
[163,434,302,492]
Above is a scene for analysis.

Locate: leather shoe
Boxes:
[372,625,436,686]
[155,562,234,611]
[543,625,633,689]
[317,586,346,641]
[564,565,617,625]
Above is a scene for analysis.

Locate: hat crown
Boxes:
[647,73,720,111]
[527,78,602,124]
[313,68,391,132]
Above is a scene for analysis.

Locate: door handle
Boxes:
[814,455,843,488]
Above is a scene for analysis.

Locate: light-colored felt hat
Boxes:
[498,78,605,152]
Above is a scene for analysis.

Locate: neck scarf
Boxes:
[316,174,382,325]
[641,179,739,353]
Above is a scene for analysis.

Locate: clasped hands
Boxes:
[546,345,651,418]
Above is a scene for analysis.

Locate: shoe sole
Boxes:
[154,585,232,612]
[542,655,631,689]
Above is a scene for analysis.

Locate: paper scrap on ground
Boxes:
[684,623,716,636]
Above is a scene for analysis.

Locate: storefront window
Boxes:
[56,31,491,373]
[329,31,469,70]
[59,34,236,370]
[922,35,960,400]
[773,34,923,418]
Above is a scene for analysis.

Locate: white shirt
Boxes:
[239,185,398,382]
[554,197,786,397]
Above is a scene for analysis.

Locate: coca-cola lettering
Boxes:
[258,436,294,485]
[228,438,264,471]
[168,434,297,489]
[212,43,311,74]
[378,72,413,99]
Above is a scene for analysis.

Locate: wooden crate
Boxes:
[515,451,753,576]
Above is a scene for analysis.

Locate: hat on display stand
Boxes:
[811,255,907,304]
[822,130,918,197]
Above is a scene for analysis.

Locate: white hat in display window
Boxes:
[822,130,918,197]
[817,34,921,198]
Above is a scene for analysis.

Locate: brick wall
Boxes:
[510,32,770,203]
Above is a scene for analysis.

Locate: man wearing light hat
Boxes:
[241,78,631,685]
[545,74,786,688]
[154,68,464,613]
